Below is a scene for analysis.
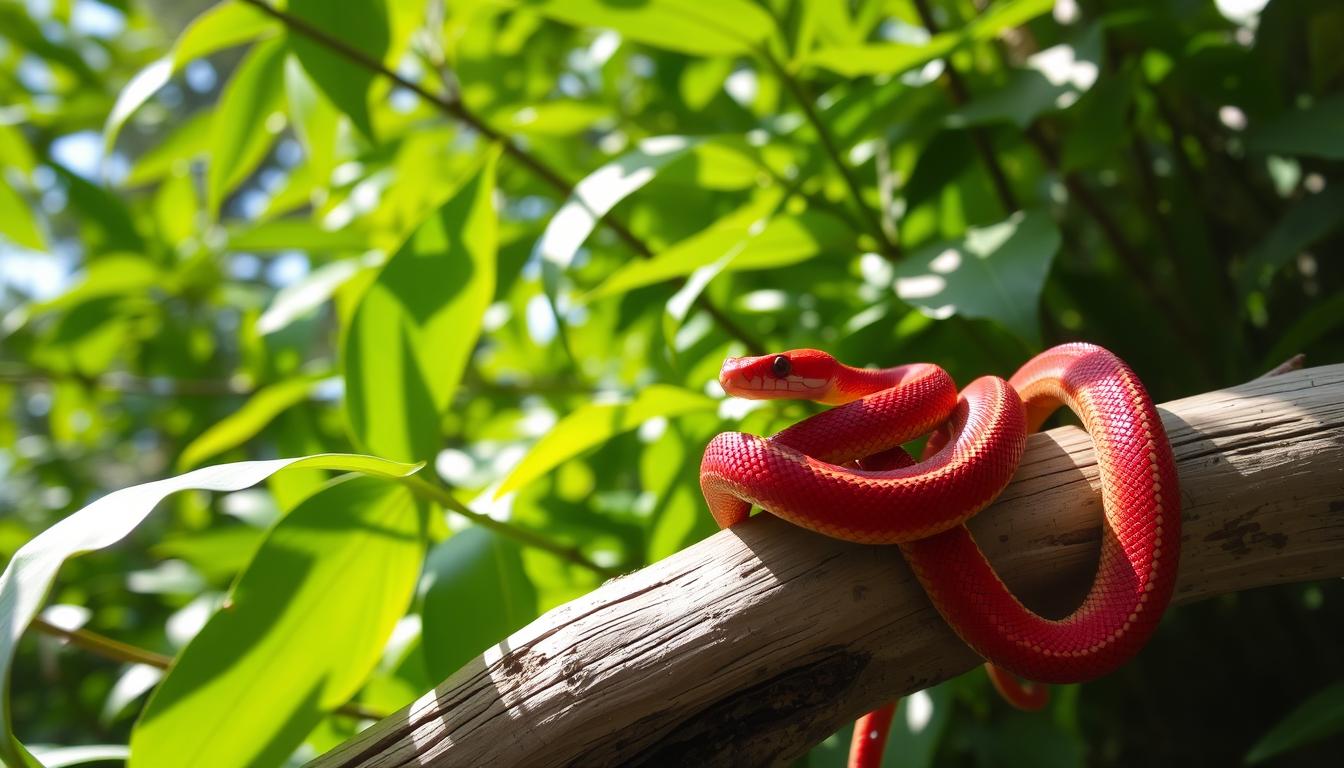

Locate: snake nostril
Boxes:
[772,355,791,378]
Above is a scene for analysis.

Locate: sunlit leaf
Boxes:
[104,1,276,157]
[287,0,391,140]
[0,176,44,250]
[207,37,288,217]
[178,377,327,470]
[129,475,424,768]
[535,136,701,277]
[123,111,212,188]
[27,744,130,767]
[799,0,1054,76]
[420,527,538,680]
[526,0,777,56]
[0,455,421,766]
[894,210,1060,344]
[226,218,372,252]
[344,150,499,461]
[257,256,376,335]
[496,384,718,497]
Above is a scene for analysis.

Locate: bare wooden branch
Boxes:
[313,366,1344,768]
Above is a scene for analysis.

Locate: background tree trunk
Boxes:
[312,364,1344,768]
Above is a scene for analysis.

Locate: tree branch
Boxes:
[312,364,1344,767]
[238,0,763,355]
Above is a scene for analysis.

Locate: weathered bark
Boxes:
[312,365,1344,768]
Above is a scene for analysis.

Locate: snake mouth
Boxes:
[723,373,829,398]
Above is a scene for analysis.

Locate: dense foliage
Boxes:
[1,0,1341,765]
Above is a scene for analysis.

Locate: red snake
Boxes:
[699,343,1179,768]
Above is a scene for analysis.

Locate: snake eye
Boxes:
[771,355,791,378]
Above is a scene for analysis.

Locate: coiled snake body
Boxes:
[700,344,1179,768]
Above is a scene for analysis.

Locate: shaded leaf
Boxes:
[1246,92,1344,160]
[129,476,424,768]
[1245,681,1344,763]
[1238,186,1344,298]
[207,37,288,217]
[496,384,718,497]
[0,455,421,766]
[894,210,1060,344]
[344,150,498,461]
[287,0,391,140]
[947,25,1102,128]
[420,527,538,680]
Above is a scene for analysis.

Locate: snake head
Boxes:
[719,349,838,402]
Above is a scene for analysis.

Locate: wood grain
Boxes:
[312,365,1344,768]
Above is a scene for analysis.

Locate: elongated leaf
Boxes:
[123,111,212,188]
[1245,681,1344,764]
[527,0,776,56]
[207,37,288,217]
[496,385,718,497]
[0,455,421,767]
[894,210,1060,344]
[130,475,424,768]
[226,218,372,252]
[104,1,276,157]
[27,744,130,767]
[257,256,376,335]
[344,151,498,462]
[287,0,390,140]
[420,528,538,680]
[799,0,1053,76]
[0,176,44,250]
[1247,92,1344,160]
[1238,186,1344,298]
[535,136,700,277]
[178,377,327,470]
[25,254,162,317]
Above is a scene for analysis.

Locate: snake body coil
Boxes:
[700,343,1179,767]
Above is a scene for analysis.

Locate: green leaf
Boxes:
[24,254,162,318]
[894,210,1061,344]
[226,218,372,252]
[178,377,327,470]
[496,384,718,497]
[257,256,375,335]
[525,0,777,56]
[287,0,391,140]
[0,455,421,767]
[129,475,424,768]
[123,110,212,188]
[104,1,276,157]
[420,527,538,680]
[284,54,341,185]
[344,150,499,462]
[1247,92,1344,160]
[587,197,852,301]
[207,37,288,217]
[1245,681,1344,764]
[27,744,130,767]
[947,25,1103,129]
[798,0,1054,76]
[1238,186,1344,298]
[0,176,44,250]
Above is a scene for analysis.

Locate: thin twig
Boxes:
[239,0,762,354]
[401,475,622,579]
[0,362,252,397]
[29,618,386,720]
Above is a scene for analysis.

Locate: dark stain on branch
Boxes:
[603,647,868,768]
[1203,508,1288,556]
